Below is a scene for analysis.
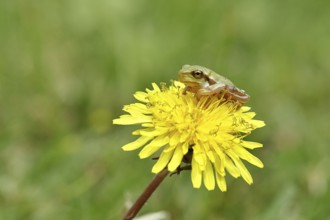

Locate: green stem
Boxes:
[122,169,170,220]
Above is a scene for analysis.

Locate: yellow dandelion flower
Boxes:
[113,81,265,191]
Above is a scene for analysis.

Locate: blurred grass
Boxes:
[1,0,330,219]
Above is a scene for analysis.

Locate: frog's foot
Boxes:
[170,165,192,176]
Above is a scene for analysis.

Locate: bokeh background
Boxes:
[1,0,330,219]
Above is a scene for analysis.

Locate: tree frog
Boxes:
[178,65,250,105]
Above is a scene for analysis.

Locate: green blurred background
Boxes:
[1,0,329,219]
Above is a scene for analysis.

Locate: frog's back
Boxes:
[199,65,235,86]
[210,70,235,86]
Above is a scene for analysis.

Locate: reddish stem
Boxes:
[123,169,170,220]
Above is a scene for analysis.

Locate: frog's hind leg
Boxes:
[198,84,250,105]
[197,83,227,96]
[226,86,250,104]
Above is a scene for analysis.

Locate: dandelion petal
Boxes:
[113,115,151,125]
[168,145,184,172]
[252,120,266,128]
[216,172,227,192]
[233,146,264,168]
[191,156,202,188]
[122,136,154,151]
[224,155,240,178]
[227,149,253,184]
[169,131,181,146]
[242,141,263,149]
[139,136,169,159]
[193,145,206,170]
[140,127,169,137]
[181,142,189,154]
[152,150,174,173]
[133,91,148,103]
[203,160,215,190]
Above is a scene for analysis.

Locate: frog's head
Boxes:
[178,65,212,88]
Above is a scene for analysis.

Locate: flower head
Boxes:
[113,81,265,191]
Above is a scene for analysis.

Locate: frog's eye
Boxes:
[192,70,204,79]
